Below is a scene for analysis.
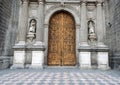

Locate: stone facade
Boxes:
[105,0,120,69]
[0,0,12,56]
[0,0,19,69]
[1,0,120,69]
[0,0,12,69]
[10,0,109,70]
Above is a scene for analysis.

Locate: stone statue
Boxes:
[29,19,36,33]
[27,19,36,42]
[88,21,95,34]
[88,20,97,41]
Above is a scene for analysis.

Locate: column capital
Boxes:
[96,2,103,6]
[38,0,44,4]
[21,0,29,3]
[80,0,87,6]
[97,0,104,5]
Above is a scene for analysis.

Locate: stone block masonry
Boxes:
[105,0,120,69]
[0,0,12,55]
[0,0,19,69]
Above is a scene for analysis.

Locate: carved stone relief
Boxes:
[87,2,96,20]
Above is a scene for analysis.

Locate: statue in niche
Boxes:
[88,20,97,42]
[27,19,36,42]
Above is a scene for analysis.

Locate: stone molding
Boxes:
[38,0,44,4]
[45,0,103,3]
[13,45,45,51]
[78,46,109,52]
[45,5,80,25]
[21,0,29,3]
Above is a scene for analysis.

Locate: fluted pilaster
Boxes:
[35,0,44,45]
[96,1,105,46]
[17,0,29,45]
[79,1,89,46]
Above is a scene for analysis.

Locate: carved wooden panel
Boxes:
[48,11,76,66]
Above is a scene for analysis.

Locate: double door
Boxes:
[48,11,76,66]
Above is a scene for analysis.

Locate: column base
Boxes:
[98,65,110,70]
[79,42,89,47]
[29,64,43,69]
[15,41,26,45]
[34,41,44,46]
[10,64,24,69]
[79,65,91,69]
[97,42,107,47]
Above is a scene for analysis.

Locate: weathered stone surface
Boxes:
[0,0,19,69]
[105,0,120,69]
[0,0,120,69]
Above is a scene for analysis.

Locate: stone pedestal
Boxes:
[98,52,109,70]
[30,45,45,69]
[30,51,44,69]
[79,52,91,69]
[11,46,25,69]
[78,46,109,70]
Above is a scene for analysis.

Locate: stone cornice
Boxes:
[21,0,29,3]
[45,0,104,4]
[38,0,44,4]
[38,0,44,2]
[19,0,104,3]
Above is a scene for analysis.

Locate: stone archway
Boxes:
[48,11,76,66]
[44,6,80,66]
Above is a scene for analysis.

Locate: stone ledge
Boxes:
[78,46,109,52]
[10,64,25,69]
[45,0,99,3]
[13,45,46,51]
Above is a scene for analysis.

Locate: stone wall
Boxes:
[105,0,120,69]
[0,0,120,69]
[0,0,19,69]
[0,0,12,56]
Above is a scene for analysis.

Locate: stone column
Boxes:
[17,0,28,45]
[79,1,89,46]
[30,0,45,69]
[79,1,91,69]
[34,0,44,45]
[11,0,29,69]
[96,1,105,47]
[96,0,109,70]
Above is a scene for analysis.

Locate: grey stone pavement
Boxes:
[0,68,120,85]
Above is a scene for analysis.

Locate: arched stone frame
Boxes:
[44,5,81,66]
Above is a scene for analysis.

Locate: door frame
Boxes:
[47,11,76,66]
[44,8,80,67]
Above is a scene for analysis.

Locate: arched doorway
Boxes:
[48,11,76,66]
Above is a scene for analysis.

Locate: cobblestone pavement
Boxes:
[0,68,120,85]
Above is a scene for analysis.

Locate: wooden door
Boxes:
[48,11,76,66]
